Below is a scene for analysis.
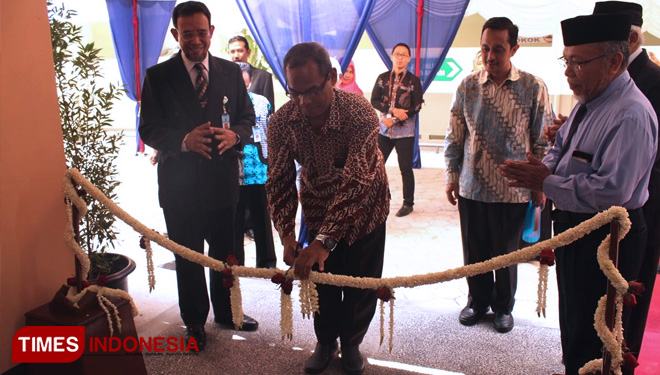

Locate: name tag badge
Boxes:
[571,149,593,163]
[222,113,230,129]
[252,126,261,142]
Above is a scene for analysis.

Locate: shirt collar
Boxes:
[181,52,209,74]
[629,48,643,65]
[583,70,631,112]
[391,69,407,79]
[477,64,520,85]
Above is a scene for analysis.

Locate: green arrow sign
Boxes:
[434,58,463,81]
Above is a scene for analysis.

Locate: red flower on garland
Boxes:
[376,287,394,302]
[628,281,645,296]
[139,236,147,249]
[623,293,637,307]
[271,273,293,295]
[624,352,639,370]
[222,268,234,289]
[539,248,555,266]
[66,277,90,289]
[281,279,293,295]
[96,274,109,287]
[226,254,239,267]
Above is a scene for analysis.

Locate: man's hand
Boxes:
[213,128,239,155]
[543,114,567,144]
[184,122,214,159]
[532,191,546,210]
[446,182,459,206]
[500,152,551,192]
[391,108,408,121]
[381,117,395,128]
[293,240,329,280]
[281,235,298,266]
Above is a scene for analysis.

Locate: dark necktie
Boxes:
[555,104,587,170]
[194,63,208,108]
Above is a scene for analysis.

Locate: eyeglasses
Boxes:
[179,30,211,42]
[286,73,330,99]
[558,53,612,71]
[392,52,410,59]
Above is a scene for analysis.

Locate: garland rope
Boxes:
[143,238,156,292]
[63,168,632,372]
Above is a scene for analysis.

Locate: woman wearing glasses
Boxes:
[371,43,423,217]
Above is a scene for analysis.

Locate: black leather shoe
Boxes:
[185,324,206,352]
[458,306,488,326]
[304,341,338,374]
[215,314,259,331]
[341,345,365,375]
[395,204,413,217]
[493,312,514,333]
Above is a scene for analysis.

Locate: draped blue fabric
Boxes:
[105,0,176,152]
[235,0,376,89]
[367,0,469,167]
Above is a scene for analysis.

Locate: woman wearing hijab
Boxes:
[339,60,364,95]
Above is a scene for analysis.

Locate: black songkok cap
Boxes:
[593,1,643,27]
[561,14,632,46]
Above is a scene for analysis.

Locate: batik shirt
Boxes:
[266,89,390,245]
[371,70,423,139]
[444,65,552,203]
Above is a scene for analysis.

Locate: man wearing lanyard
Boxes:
[371,43,423,217]
[501,13,657,375]
[139,1,258,351]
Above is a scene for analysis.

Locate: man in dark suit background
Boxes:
[593,2,660,366]
[228,35,275,113]
[139,1,258,351]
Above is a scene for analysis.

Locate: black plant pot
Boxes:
[92,253,137,292]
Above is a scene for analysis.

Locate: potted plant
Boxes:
[49,2,135,291]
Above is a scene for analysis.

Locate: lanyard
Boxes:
[387,70,407,112]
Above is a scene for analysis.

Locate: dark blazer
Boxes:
[139,52,255,211]
[629,49,660,180]
[249,66,275,113]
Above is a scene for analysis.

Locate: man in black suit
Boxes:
[138,1,258,351]
[593,2,660,366]
[228,35,275,113]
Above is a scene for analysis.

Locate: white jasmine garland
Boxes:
[536,264,549,317]
[299,280,318,319]
[389,298,395,353]
[143,237,156,292]
[281,289,293,340]
[63,168,631,365]
[379,299,385,346]
[230,276,244,329]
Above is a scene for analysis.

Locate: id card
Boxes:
[222,113,230,129]
[252,126,261,142]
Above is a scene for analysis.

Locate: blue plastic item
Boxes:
[522,201,541,243]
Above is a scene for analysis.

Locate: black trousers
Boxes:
[234,184,277,268]
[314,223,386,347]
[163,206,237,326]
[626,184,660,359]
[457,197,527,314]
[554,208,646,375]
[378,135,415,206]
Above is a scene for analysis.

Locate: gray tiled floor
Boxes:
[110,134,563,374]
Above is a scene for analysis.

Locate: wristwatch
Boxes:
[315,234,338,252]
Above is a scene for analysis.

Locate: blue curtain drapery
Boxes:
[105,0,176,153]
[235,0,376,89]
[367,0,469,167]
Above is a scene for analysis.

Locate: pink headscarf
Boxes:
[339,61,364,95]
